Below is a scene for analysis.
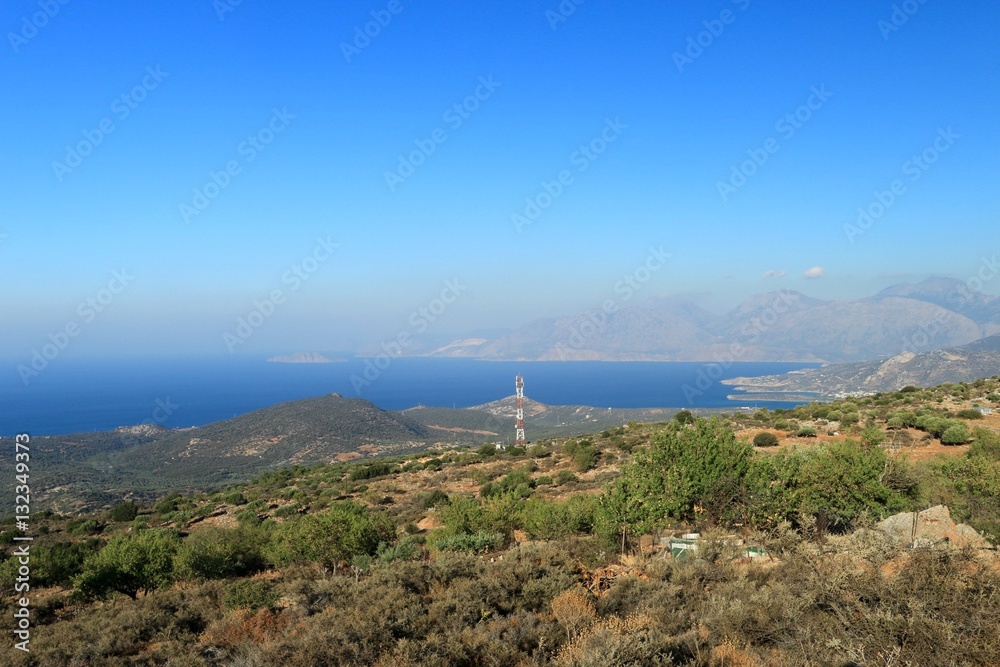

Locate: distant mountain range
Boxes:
[372,277,1000,363]
[724,333,1000,398]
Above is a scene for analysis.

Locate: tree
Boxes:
[75,530,179,600]
[797,440,901,532]
[599,418,753,535]
[673,410,695,425]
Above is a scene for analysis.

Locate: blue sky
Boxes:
[2,0,999,361]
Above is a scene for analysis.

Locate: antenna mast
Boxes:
[515,374,526,446]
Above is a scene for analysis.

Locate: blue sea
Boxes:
[1,357,819,437]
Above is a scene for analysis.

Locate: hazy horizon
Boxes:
[4,1,999,363]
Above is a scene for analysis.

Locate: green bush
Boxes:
[267,501,395,569]
[223,579,278,610]
[968,427,1000,460]
[429,530,504,553]
[673,410,695,425]
[599,417,753,538]
[74,529,180,600]
[174,526,267,580]
[753,432,779,447]
[555,470,577,486]
[109,501,139,523]
[416,489,450,509]
[956,409,983,420]
[796,427,817,438]
[941,424,971,445]
[66,518,102,536]
[797,440,909,531]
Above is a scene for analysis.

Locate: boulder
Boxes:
[877,505,991,549]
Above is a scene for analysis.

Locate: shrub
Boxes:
[174,526,267,580]
[555,470,577,486]
[223,491,248,505]
[527,444,549,458]
[348,460,398,481]
[267,501,395,569]
[796,427,817,438]
[223,579,278,610]
[797,440,906,531]
[416,489,450,509]
[968,427,1000,460]
[941,424,971,445]
[430,530,504,553]
[753,432,779,447]
[67,518,102,536]
[599,417,753,538]
[109,501,139,523]
[861,424,885,447]
[956,409,983,420]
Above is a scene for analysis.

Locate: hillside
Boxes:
[1,394,686,513]
[2,378,999,665]
[725,333,1000,398]
[395,277,998,363]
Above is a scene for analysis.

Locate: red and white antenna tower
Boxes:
[515,374,526,446]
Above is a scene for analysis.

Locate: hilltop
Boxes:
[725,333,1000,398]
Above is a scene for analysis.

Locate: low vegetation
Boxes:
[3,377,1000,665]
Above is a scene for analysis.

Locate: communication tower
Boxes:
[515,374,526,446]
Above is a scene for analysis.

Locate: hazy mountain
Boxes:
[414,279,993,363]
[875,277,1000,336]
[724,333,1000,396]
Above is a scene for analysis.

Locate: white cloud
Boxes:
[802,266,826,279]
[762,269,786,280]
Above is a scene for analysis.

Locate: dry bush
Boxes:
[199,608,290,649]
[709,639,761,667]
[553,613,675,667]
[551,587,597,640]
